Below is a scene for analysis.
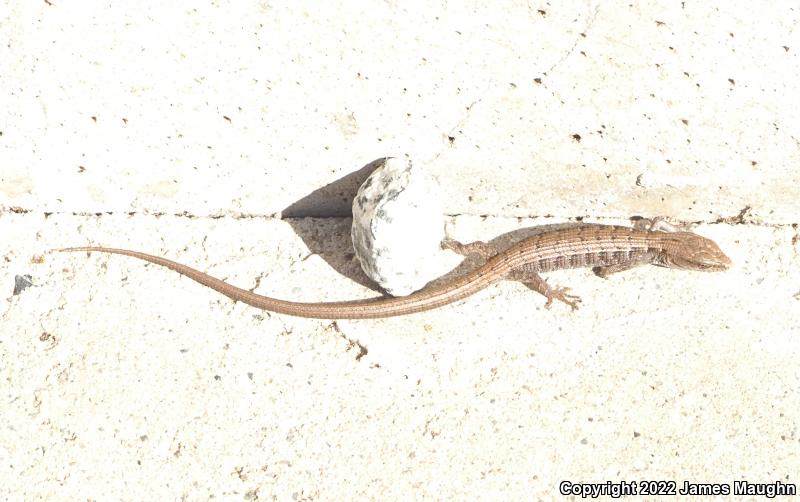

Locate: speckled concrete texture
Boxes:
[2,1,798,500]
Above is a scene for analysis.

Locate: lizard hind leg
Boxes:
[440,237,496,259]
[505,266,582,311]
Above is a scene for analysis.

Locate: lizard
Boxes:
[57,219,731,319]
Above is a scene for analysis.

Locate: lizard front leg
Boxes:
[634,216,682,233]
[592,262,644,278]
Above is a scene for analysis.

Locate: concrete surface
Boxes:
[2,0,798,500]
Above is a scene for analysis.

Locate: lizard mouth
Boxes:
[707,251,732,270]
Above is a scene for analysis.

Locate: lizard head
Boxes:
[662,232,731,271]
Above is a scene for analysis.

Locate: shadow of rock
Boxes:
[281,158,389,293]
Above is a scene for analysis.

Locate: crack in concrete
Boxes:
[1,209,795,227]
[544,0,602,77]
[330,321,369,361]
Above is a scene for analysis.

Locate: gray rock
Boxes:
[351,158,445,296]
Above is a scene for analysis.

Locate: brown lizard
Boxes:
[58,220,730,319]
